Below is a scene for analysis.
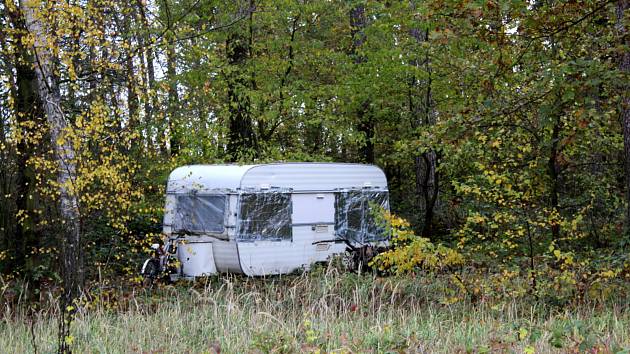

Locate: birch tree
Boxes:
[19,0,82,299]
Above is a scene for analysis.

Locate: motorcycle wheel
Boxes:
[141,259,160,287]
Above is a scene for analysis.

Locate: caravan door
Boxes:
[292,193,343,265]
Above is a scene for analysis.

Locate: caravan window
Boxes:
[173,195,226,233]
[335,190,389,243]
[237,192,292,241]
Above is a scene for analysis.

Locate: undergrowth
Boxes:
[1,264,629,353]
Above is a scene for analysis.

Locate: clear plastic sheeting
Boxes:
[236,189,292,241]
[173,194,226,233]
[335,190,389,243]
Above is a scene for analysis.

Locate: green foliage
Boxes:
[371,212,464,274]
[251,330,294,354]
[0,0,627,312]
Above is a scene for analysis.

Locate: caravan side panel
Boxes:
[212,240,242,273]
[237,240,305,276]
[236,229,345,276]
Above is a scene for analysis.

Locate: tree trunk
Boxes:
[4,3,42,276]
[548,115,561,240]
[136,0,155,130]
[617,0,630,231]
[349,4,374,163]
[20,0,82,297]
[357,103,374,164]
[122,9,139,135]
[409,27,439,238]
[225,32,256,161]
[166,36,181,156]
[421,151,438,237]
[0,115,8,268]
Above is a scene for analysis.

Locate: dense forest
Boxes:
[0,0,629,352]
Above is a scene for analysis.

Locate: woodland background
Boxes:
[0,0,629,351]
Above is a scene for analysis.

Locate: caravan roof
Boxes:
[166,163,388,194]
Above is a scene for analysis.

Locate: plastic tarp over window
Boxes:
[173,194,226,233]
[237,190,292,241]
[335,190,389,243]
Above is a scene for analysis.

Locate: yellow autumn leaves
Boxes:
[370,212,464,275]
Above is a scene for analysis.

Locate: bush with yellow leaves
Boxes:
[370,212,464,275]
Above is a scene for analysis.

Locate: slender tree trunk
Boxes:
[409,26,439,237]
[422,151,438,237]
[5,0,42,278]
[357,103,374,163]
[421,78,438,237]
[548,115,561,240]
[0,6,13,268]
[126,59,138,129]
[349,4,374,163]
[136,0,155,131]
[617,0,630,231]
[166,36,181,156]
[408,76,425,229]
[122,9,139,135]
[225,31,256,161]
[421,27,439,238]
[0,113,6,263]
[20,0,82,299]
[12,42,41,274]
[545,28,563,241]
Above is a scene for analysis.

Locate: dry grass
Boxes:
[1,266,629,353]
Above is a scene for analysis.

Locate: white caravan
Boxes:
[163,163,389,277]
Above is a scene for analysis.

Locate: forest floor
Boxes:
[1,266,629,353]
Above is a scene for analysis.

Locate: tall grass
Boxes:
[1,266,629,353]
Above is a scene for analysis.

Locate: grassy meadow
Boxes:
[1,266,629,353]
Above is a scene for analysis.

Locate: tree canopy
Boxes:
[0,0,628,312]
